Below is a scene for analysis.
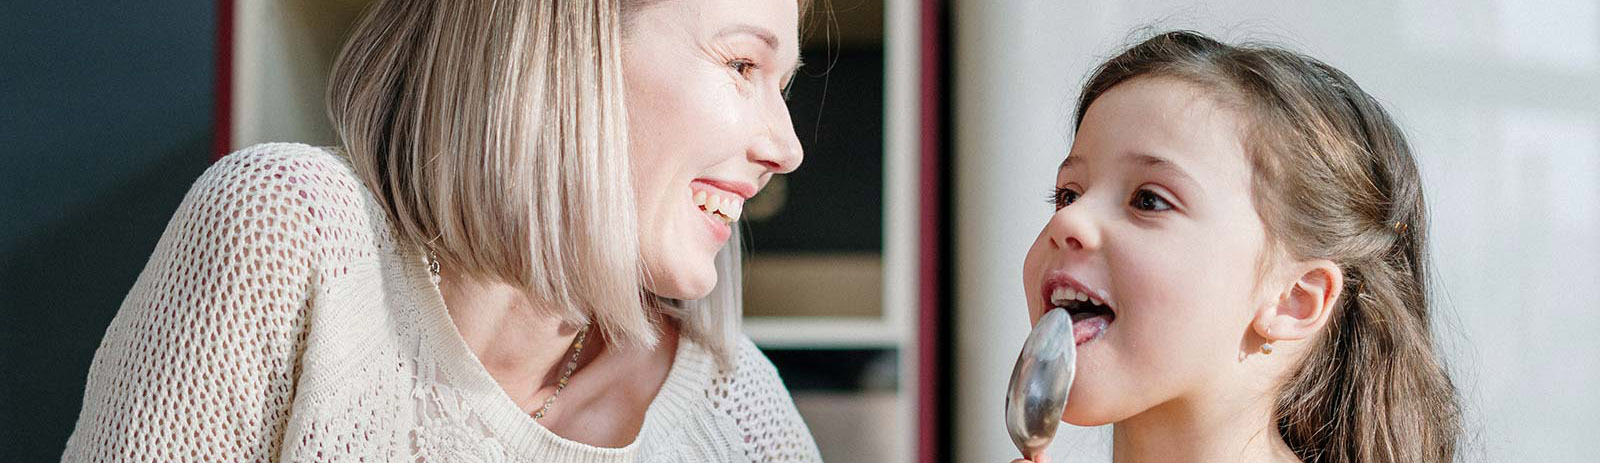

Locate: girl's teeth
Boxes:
[1050,285,1109,307]
[1050,287,1071,306]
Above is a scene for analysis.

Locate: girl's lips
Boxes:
[1038,270,1115,346]
[1038,271,1113,312]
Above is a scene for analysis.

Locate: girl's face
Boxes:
[1023,77,1276,425]
[623,0,803,300]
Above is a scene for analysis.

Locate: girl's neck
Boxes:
[1112,390,1301,463]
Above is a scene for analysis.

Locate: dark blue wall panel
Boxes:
[1,2,217,460]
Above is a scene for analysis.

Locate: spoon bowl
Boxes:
[1004,307,1077,460]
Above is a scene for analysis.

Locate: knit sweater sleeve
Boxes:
[63,145,322,462]
[707,337,824,463]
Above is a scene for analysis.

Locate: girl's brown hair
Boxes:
[1074,31,1461,463]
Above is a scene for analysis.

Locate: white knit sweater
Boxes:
[63,143,823,463]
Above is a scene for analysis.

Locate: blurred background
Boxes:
[3,1,1598,462]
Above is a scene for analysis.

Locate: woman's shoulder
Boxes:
[721,336,786,386]
[195,142,378,233]
[696,335,823,462]
[178,142,392,274]
[206,143,365,199]
[703,335,803,415]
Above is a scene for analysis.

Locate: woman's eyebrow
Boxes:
[716,24,781,49]
[716,24,804,77]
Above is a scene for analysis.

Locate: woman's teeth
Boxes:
[693,189,743,224]
[1049,286,1105,307]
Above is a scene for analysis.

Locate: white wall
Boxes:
[952,1,1600,462]
[232,0,368,149]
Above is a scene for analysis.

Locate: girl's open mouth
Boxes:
[1047,285,1116,345]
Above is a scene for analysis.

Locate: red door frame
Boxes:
[915,0,947,461]
[212,0,233,161]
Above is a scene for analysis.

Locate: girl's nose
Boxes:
[1047,204,1102,252]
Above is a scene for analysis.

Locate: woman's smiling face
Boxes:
[623,0,804,300]
[1022,77,1276,425]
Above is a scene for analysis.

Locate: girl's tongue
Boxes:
[1072,314,1111,345]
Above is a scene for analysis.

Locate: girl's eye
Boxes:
[1050,187,1080,210]
[728,59,757,78]
[1130,189,1173,212]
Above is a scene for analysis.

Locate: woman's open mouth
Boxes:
[690,181,746,225]
[692,188,742,224]
[1047,284,1115,345]
[688,180,752,245]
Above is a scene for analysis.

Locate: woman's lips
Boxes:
[689,180,748,244]
[690,180,749,224]
[693,200,732,243]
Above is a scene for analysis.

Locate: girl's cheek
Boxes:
[1021,238,1047,322]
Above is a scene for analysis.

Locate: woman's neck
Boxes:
[1112,388,1301,463]
[437,271,590,405]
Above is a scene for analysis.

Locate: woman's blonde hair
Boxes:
[326,0,744,355]
[1075,31,1461,463]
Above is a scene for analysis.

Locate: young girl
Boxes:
[1018,31,1460,463]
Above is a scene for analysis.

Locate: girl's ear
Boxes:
[1253,260,1343,342]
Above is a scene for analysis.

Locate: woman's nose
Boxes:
[751,94,803,174]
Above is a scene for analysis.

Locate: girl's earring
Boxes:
[1260,326,1275,355]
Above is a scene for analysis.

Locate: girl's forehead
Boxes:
[1065,78,1252,185]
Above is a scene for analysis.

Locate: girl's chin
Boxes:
[1060,387,1130,427]
[1060,406,1121,427]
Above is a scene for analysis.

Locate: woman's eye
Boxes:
[728,59,757,78]
[1050,187,1080,210]
[1130,189,1172,212]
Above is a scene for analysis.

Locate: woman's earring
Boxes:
[1259,326,1274,355]
[426,250,443,286]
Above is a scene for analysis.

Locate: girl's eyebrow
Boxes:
[1130,152,1203,193]
[1059,154,1085,171]
[1060,152,1202,189]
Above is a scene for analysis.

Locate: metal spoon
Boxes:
[1005,307,1077,461]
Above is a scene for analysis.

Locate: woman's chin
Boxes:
[646,267,718,301]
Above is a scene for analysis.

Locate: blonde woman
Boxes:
[63,0,821,461]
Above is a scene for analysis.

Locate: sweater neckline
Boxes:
[398,243,714,460]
